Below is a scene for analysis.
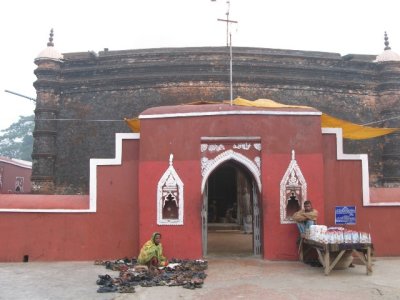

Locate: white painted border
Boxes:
[201,136,261,141]
[0,158,32,169]
[140,110,321,120]
[322,128,400,206]
[0,133,140,213]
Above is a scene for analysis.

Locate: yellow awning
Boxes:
[124,97,400,140]
[124,118,140,133]
[231,97,400,140]
[229,97,313,109]
[321,113,399,140]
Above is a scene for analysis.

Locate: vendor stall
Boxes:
[299,225,373,275]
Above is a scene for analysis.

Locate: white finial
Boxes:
[292,150,295,160]
[169,154,174,166]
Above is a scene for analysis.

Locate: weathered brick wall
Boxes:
[33,47,400,193]
[376,61,400,186]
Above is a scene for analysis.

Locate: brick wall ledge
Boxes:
[369,187,400,206]
[0,194,90,211]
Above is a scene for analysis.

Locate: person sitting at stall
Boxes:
[292,200,318,238]
[137,232,168,267]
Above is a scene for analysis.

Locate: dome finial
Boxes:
[384,31,391,51]
[47,28,54,47]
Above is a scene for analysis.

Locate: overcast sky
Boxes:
[0,0,399,131]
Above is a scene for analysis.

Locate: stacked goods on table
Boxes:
[306,225,372,244]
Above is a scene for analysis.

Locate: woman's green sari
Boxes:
[137,232,167,266]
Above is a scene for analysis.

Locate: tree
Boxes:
[0,115,34,161]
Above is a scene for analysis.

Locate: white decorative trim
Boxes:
[233,143,252,150]
[201,157,209,175]
[0,158,32,169]
[200,144,208,152]
[0,133,140,213]
[201,149,261,193]
[207,144,225,152]
[321,128,376,206]
[322,128,400,206]
[140,110,321,120]
[280,150,307,224]
[254,157,261,170]
[253,143,262,151]
[157,154,184,225]
[201,136,261,141]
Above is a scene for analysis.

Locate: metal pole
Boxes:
[230,33,233,105]
[4,90,36,102]
[216,0,237,105]
[226,2,230,47]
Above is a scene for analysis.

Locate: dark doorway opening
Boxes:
[206,160,254,256]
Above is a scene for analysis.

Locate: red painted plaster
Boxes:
[0,159,31,193]
[139,109,324,260]
[0,195,89,209]
[262,153,325,260]
[1,105,400,262]
[370,187,400,203]
[0,139,140,262]
[323,134,400,256]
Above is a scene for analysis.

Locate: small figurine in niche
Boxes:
[286,191,300,218]
[162,193,179,219]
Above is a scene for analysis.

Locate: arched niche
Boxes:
[157,154,184,225]
[201,149,261,194]
[280,150,307,224]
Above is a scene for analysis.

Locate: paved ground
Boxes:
[1,257,400,300]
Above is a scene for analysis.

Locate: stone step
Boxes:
[208,222,241,231]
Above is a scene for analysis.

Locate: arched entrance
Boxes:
[202,160,261,257]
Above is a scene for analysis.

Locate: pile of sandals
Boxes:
[95,258,208,293]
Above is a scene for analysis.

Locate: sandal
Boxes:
[97,285,117,293]
[119,286,136,293]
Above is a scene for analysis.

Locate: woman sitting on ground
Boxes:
[137,232,168,267]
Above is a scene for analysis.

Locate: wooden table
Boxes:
[299,239,373,275]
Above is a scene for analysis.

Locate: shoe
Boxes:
[96,274,112,285]
[96,278,110,285]
[97,285,117,293]
[105,261,113,269]
[98,274,112,280]
[119,286,135,293]
[183,283,196,290]
[140,281,155,287]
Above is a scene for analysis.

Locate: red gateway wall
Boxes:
[138,106,325,260]
[0,105,400,261]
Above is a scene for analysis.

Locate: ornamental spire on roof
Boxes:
[375,31,400,62]
[35,28,63,62]
[47,28,54,47]
[384,31,391,50]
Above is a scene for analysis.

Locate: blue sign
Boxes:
[335,206,356,225]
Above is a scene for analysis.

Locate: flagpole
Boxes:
[229,32,233,105]
[216,0,237,106]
